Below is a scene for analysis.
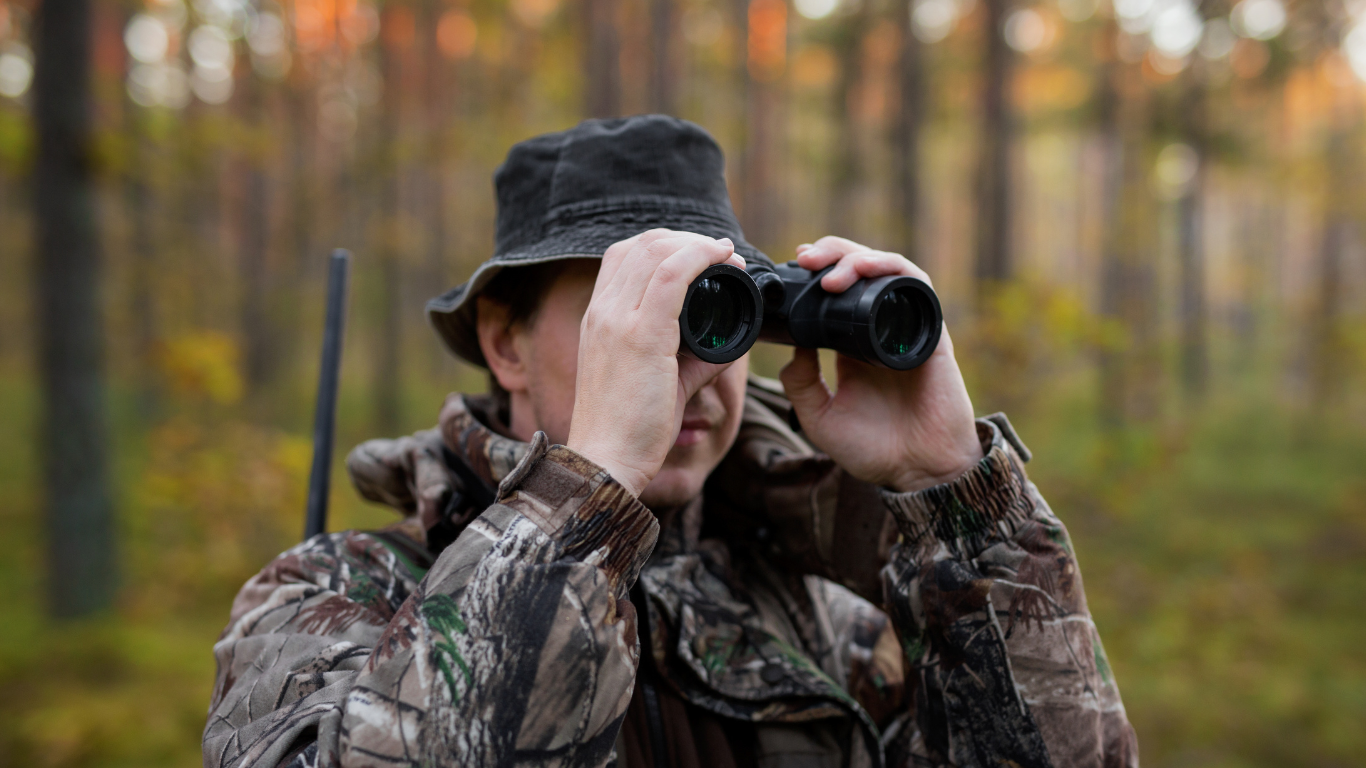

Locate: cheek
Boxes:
[716,360,750,436]
[527,317,582,437]
[543,321,580,392]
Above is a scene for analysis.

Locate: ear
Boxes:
[476,296,530,395]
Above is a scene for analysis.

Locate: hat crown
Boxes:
[494,115,735,257]
[428,115,769,368]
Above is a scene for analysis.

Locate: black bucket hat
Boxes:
[426,114,772,367]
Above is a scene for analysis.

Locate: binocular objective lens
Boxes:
[687,277,744,350]
[875,287,928,359]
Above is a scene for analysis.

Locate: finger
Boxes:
[594,233,644,302]
[596,229,678,300]
[637,237,736,315]
[779,347,833,424]
[820,251,921,293]
[610,232,720,306]
[795,236,872,271]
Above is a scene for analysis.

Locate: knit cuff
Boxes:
[497,433,658,594]
[879,415,1035,558]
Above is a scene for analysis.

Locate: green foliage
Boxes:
[1011,388,1366,768]
[0,109,32,174]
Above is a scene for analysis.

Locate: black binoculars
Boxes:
[678,261,942,370]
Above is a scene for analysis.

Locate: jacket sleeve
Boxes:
[879,415,1138,768]
[203,434,657,768]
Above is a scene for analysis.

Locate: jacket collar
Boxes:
[438,393,529,490]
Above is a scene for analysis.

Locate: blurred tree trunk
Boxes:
[1180,64,1213,401]
[286,80,313,376]
[1097,41,1157,430]
[893,0,924,262]
[1232,195,1268,369]
[33,0,116,618]
[1312,121,1357,408]
[649,0,676,114]
[374,6,407,436]
[737,0,785,247]
[974,0,1014,297]
[1177,62,1208,402]
[288,89,311,270]
[742,86,781,246]
[1095,24,1125,431]
[828,2,870,238]
[584,0,621,117]
[239,75,273,393]
[124,106,157,420]
[423,0,450,377]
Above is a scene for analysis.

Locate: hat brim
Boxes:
[427,220,771,368]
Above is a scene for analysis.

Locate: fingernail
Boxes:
[718,237,733,248]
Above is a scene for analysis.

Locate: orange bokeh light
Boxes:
[292,0,378,55]
[748,0,786,83]
[437,10,477,60]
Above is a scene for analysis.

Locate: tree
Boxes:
[893,0,924,262]
[238,75,273,392]
[422,0,450,360]
[374,3,411,436]
[33,0,116,617]
[738,0,786,247]
[828,1,870,238]
[1096,23,1158,430]
[123,89,157,420]
[1313,115,1358,407]
[584,0,621,117]
[649,0,677,114]
[975,0,1014,296]
[1176,59,1209,402]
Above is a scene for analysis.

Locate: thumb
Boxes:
[677,357,728,405]
[780,348,832,422]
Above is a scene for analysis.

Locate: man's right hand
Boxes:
[566,229,746,497]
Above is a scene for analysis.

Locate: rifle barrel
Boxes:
[304,250,351,540]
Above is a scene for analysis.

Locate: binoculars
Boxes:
[678,262,942,370]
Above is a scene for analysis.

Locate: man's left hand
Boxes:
[779,236,983,494]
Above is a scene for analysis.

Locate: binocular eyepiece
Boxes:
[679,261,943,370]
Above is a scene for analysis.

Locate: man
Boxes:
[204,116,1137,768]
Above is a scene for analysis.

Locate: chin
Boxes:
[638,466,708,510]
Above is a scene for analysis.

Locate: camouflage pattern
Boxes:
[877,419,1137,768]
[205,427,657,768]
[205,382,1136,768]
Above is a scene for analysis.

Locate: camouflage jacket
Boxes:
[204,378,1137,768]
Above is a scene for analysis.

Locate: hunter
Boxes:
[204,115,1138,768]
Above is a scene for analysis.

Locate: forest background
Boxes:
[1,0,1363,765]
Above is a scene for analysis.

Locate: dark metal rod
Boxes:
[304,249,351,540]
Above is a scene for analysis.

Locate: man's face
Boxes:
[485,260,749,510]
